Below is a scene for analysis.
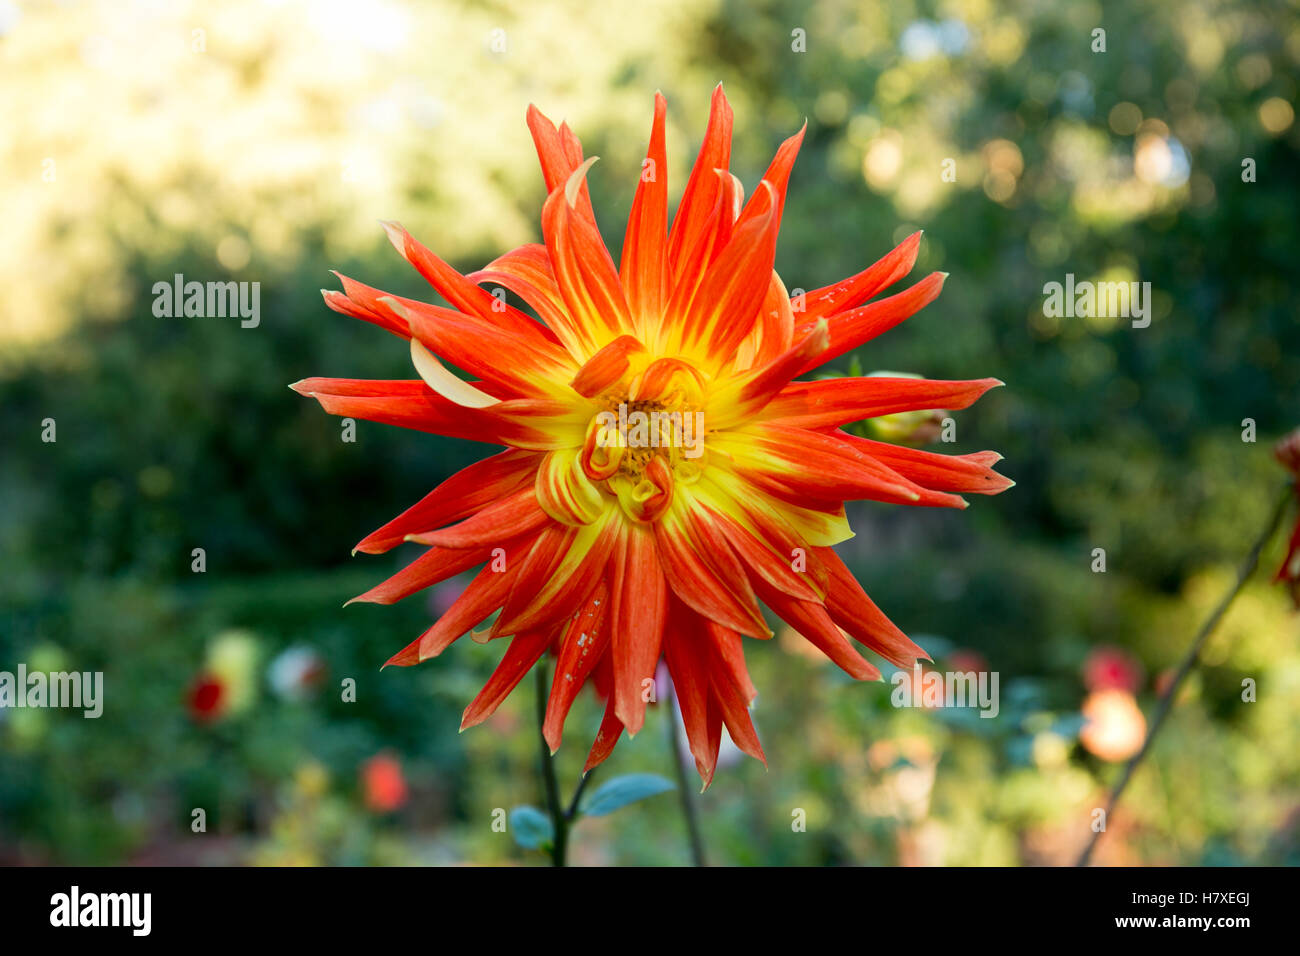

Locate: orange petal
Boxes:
[355,450,539,554]
[541,162,633,355]
[570,334,646,398]
[836,436,1014,496]
[495,512,619,635]
[802,230,922,321]
[347,545,491,607]
[406,485,551,549]
[609,523,668,735]
[620,92,669,338]
[796,271,947,375]
[583,683,625,773]
[678,181,781,365]
[654,508,769,638]
[379,220,560,348]
[663,607,722,787]
[526,104,596,223]
[667,84,734,281]
[815,546,931,669]
[460,629,555,730]
[543,581,612,752]
[761,376,1004,430]
[754,579,882,681]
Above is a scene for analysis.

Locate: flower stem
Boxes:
[664,685,708,866]
[534,661,566,866]
[534,661,599,866]
[1076,483,1294,866]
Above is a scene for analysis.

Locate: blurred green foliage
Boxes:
[1,0,1298,865]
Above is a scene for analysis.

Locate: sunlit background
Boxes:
[2,0,1298,865]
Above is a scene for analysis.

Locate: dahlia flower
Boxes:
[293,87,1010,784]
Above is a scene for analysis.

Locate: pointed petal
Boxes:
[667,84,734,280]
[541,162,634,354]
[716,424,968,509]
[355,450,539,554]
[460,629,554,729]
[796,272,947,375]
[620,92,669,337]
[543,581,612,752]
[583,687,625,772]
[290,377,516,444]
[815,546,931,669]
[678,181,781,365]
[662,608,721,786]
[406,485,551,549]
[702,620,759,704]
[495,512,619,635]
[836,436,1014,496]
[654,507,770,637]
[708,318,829,428]
[761,376,1004,430]
[383,546,527,667]
[348,545,490,606]
[526,104,596,223]
[469,244,578,349]
[802,231,923,321]
[735,122,805,234]
[371,294,572,397]
[755,578,882,681]
[609,523,668,735]
[322,287,406,339]
[379,220,560,347]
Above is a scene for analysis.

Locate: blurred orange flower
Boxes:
[1079,689,1146,762]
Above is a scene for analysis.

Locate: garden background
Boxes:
[1,0,1298,865]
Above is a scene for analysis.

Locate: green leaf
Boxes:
[508,806,554,850]
[580,773,675,817]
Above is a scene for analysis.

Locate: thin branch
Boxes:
[1076,483,1294,866]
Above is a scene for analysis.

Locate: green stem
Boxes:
[565,764,597,820]
[1076,483,1293,866]
[534,661,598,866]
[664,685,708,866]
[535,661,566,866]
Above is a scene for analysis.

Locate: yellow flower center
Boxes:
[577,354,711,523]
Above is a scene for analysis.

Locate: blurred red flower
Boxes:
[1273,428,1300,609]
[361,753,409,813]
[1081,645,1143,694]
[188,673,226,723]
